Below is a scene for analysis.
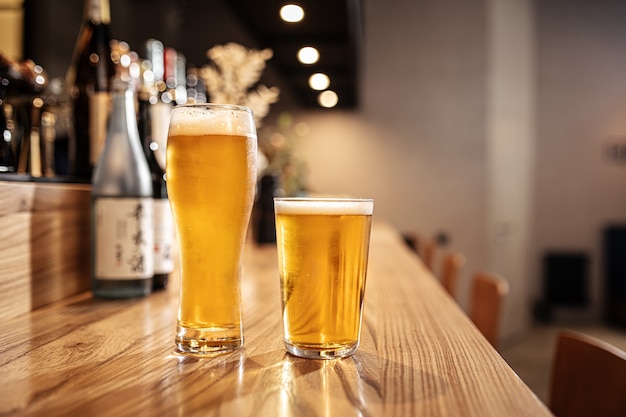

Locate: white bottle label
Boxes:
[154,199,174,274]
[95,197,154,280]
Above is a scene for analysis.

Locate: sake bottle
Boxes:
[91,77,154,298]
[137,56,174,291]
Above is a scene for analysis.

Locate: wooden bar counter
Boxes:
[0,221,552,417]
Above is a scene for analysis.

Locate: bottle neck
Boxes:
[84,0,111,24]
[112,87,135,124]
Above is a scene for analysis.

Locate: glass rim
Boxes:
[172,102,253,114]
[274,197,373,215]
[274,197,373,203]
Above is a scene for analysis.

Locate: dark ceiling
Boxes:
[226,0,363,109]
[22,0,362,110]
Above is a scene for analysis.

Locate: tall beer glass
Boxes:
[166,104,257,355]
[274,197,373,359]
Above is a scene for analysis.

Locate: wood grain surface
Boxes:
[0,222,552,417]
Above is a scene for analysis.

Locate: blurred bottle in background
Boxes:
[66,0,115,180]
[0,53,49,177]
[185,65,207,104]
[138,39,174,290]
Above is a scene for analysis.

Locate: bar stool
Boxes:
[469,271,509,350]
[439,251,466,300]
[549,330,626,417]
[421,238,438,272]
[402,231,420,253]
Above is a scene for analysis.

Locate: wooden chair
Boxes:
[402,231,420,253]
[549,331,626,417]
[439,251,466,300]
[421,238,438,272]
[469,271,509,350]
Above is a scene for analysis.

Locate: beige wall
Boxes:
[294,0,490,329]
[534,0,626,317]
[0,0,23,59]
[287,0,626,343]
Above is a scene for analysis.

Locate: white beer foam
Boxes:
[168,104,255,137]
[274,198,374,215]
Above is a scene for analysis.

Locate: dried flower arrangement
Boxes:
[262,113,309,197]
[200,42,308,196]
[199,42,280,126]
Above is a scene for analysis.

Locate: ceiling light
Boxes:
[280,4,304,22]
[308,73,330,90]
[318,90,338,108]
[297,47,319,64]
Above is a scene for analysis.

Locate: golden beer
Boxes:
[274,198,373,359]
[166,104,257,355]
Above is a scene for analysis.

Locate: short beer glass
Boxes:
[274,197,373,359]
[166,104,257,355]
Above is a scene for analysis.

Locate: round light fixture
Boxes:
[309,73,330,90]
[318,90,338,108]
[280,4,304,22]
[297,47,319,64]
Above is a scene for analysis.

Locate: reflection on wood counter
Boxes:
[0,222,552,417]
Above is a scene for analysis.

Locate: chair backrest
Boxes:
[421,239,438,271]
[549,331,626,417]
[440,251,466,300]
[469,271,508,350]
[402,231,420,253]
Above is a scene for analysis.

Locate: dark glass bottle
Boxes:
[66,0,115,180]
[0,97,15,173]
[0,54,46,174]
[137,63,174,291]
[91,78,154,298]
[255,173,279,244]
